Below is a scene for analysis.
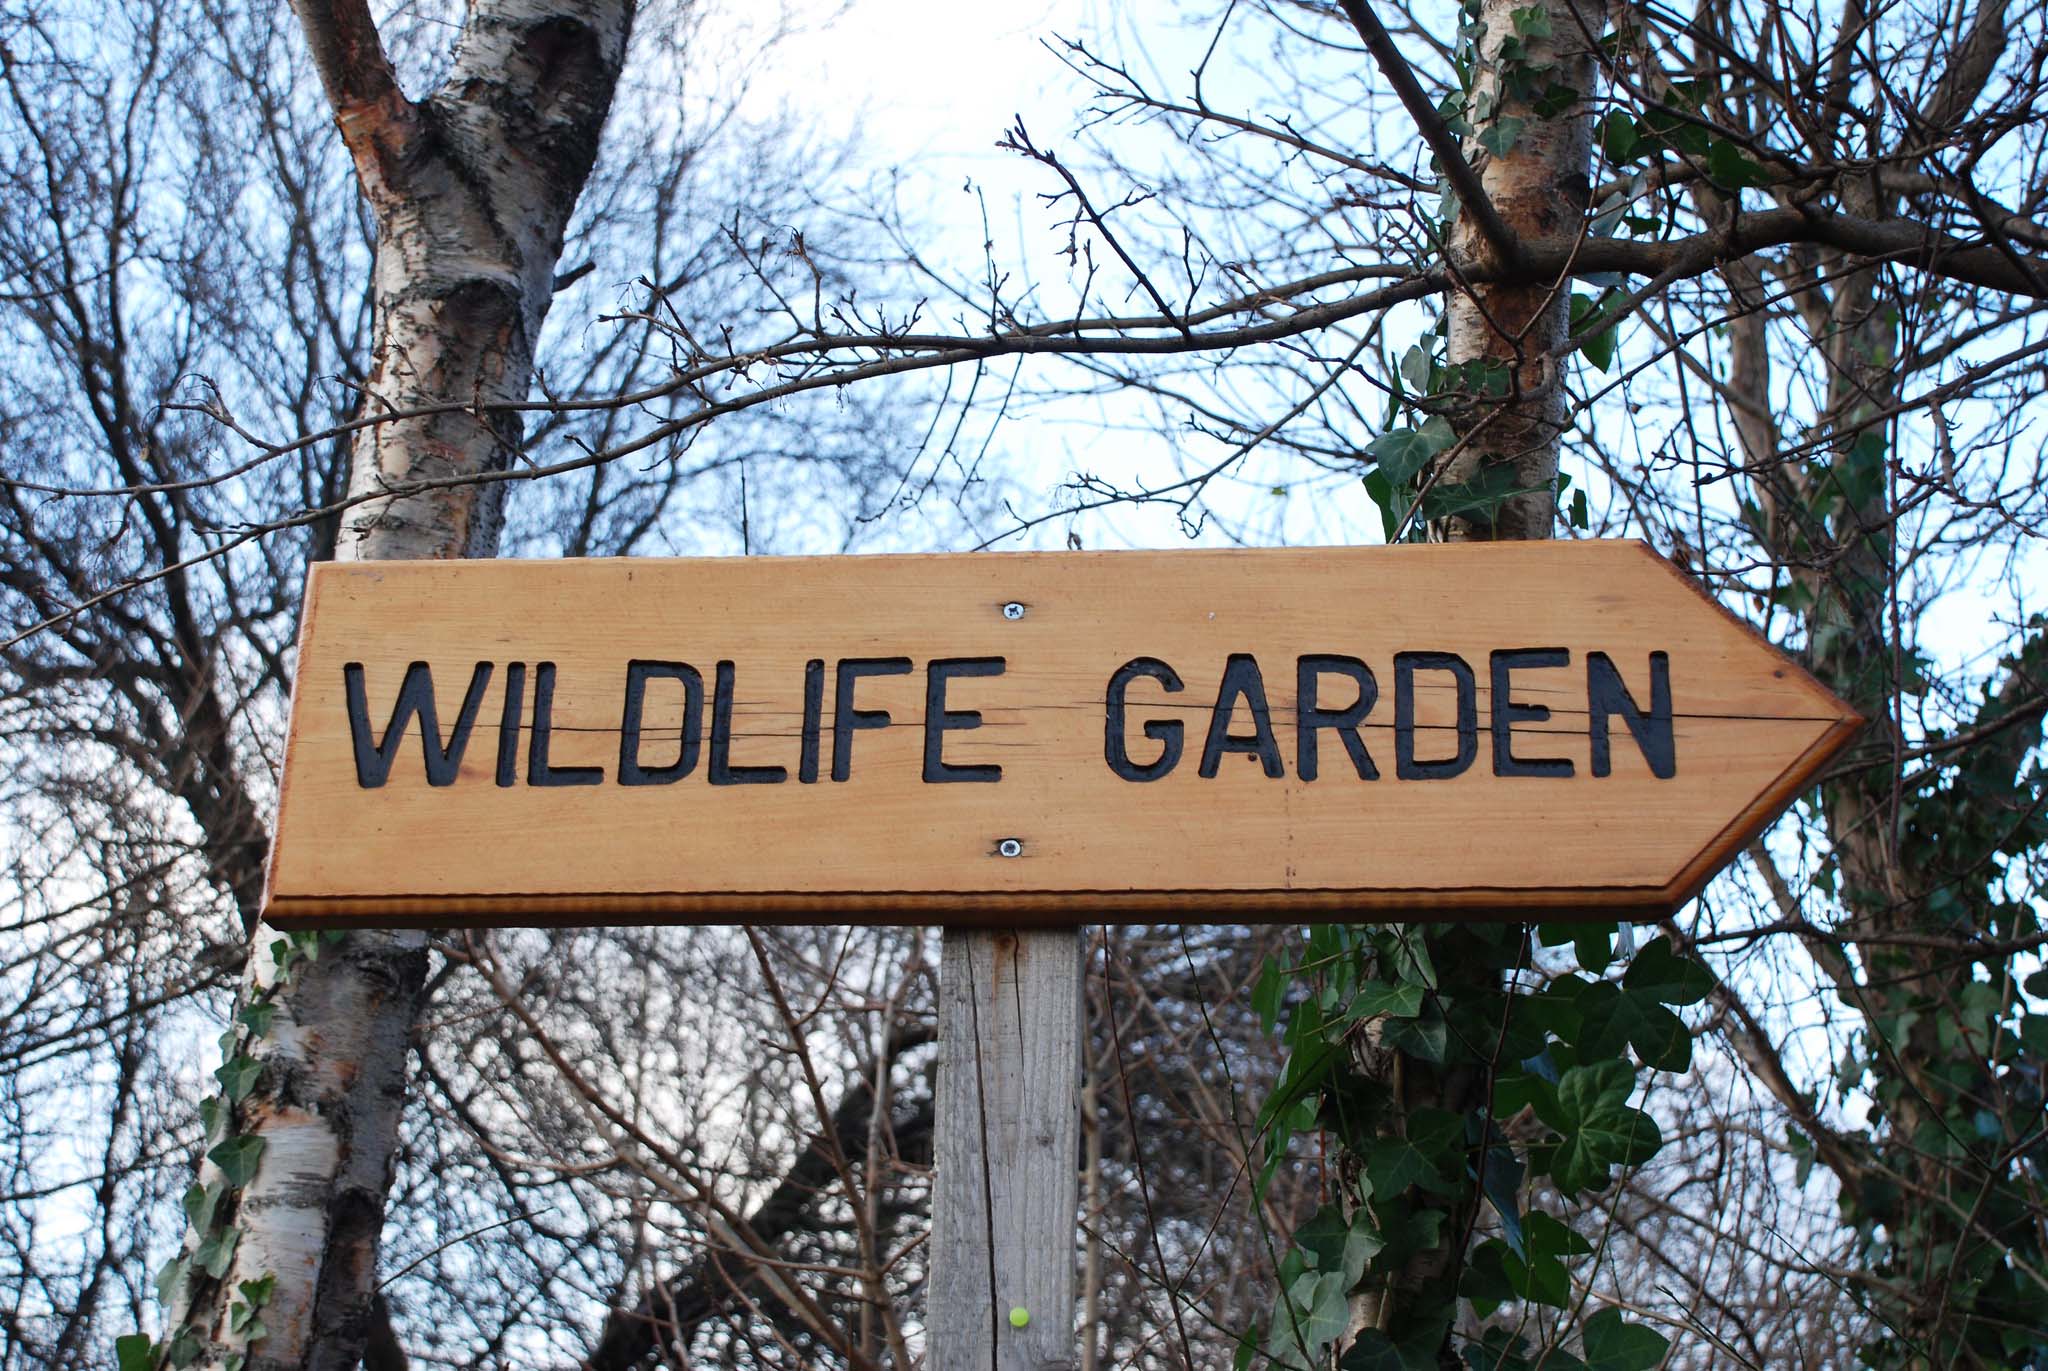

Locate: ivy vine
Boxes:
[118,930,343,1371]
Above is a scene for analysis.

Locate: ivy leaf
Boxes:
[1532,82,1579,118]
[1642,105,1711,155]
[209,1134,268,1191]
[201,1099,229,1149]
[1569,291,1623,372]
[1705,138,1771,189]
[1510,4,1552,37]
[1498,1211,1592,1308]
[1478,116,1526,159]
[164,1329,203,1369]
[1399,344,1433,394]
[1623,936,1714,1005]
[1545,1061,1663,1193]
[1578,981,1694,1071]
[114,1334,156,1371]
[154,1253,190,1308]
[238,1272,276,1309]
[1599,110,1640,164]
[1480,1143,1527,1255]
[1462,1239,1515,1316]
[1366,1107,1464,1198]
[1422,464,1525,523]
[1581,1307,1671,1370]
[1349,981,1425,1021]
[1275,1270,1350,1360]
[1383,999,1449,1062]
[1340,1314,1455,1369]
[1252,956,1286,1034]
[1500,1243,1569,1307]
[1362,469,1406,540]
[1295,1203,1349,1271]
[1574,922,1615,975]
[1367,416,1456,485]
[1297,1202,1383,1287]
[1626,999,1693,1072]
[1787,1126,1817,1185]
[195,1223,240,1280]
[181,1181,223,1234]
[239,1001,277,1039]
[216,1054,261,1103]
[1382,925,1438,990]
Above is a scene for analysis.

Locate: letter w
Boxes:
[344,661,494,788]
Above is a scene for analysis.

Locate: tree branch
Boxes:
[288,0,419,207]
[1336,0,1524,269]
[576,1026,936,1371]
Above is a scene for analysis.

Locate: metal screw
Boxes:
[996,838,1024,858]
[1001,601,1026,620]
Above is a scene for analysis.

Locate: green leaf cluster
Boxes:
[1243,923,1710,1365]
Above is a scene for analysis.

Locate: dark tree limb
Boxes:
[1337,0,1525,270]
[576,1027,935,1371]
[287,0,420,208]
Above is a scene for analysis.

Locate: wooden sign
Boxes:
[261,542,1860,927]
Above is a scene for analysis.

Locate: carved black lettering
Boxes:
[494,661,525,787]
[1490,648,1574,778]
[1200,654,1283,779]
[1296,654,1379,781]
[1589,651,1676,778]
[923,658,1004,783]
[831,657,912,782]
[1105,657,1184,781]
[1394,651,1477,780]
[619,660,703,785]
[529,662,604,787]
[799,658,825,784]
[710,660,786,785]
[345,660,493,789]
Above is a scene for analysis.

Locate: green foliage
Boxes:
[1808,620,2048,1369]
[1477,117,1524,159]
[1579,1308,1670,1370]
[1244,920,1710,1364]
[126,931,335,1366]
[1568,290,1623,372]
[207,1133,267,1191]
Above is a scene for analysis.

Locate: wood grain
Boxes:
[262,541,1862,927]
[929,928,1083,1370]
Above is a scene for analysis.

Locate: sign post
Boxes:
[262,540,1861,1366]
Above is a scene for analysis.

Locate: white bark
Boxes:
[1436,0,1602,541]
[169,4,637,1368]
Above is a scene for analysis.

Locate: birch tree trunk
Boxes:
[1342,0,1602,1354]
[1436,0,1600,543]
[161,5,635,1368]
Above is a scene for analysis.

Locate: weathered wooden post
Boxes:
[930,929,1082,1370]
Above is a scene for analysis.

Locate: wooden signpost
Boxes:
[261,539,1859,1369]
[262,540,1858,927]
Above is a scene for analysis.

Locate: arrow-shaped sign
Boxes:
[262,541,1862,927]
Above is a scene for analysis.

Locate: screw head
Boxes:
[1001,601,1026,620]
[997,838,1024,858]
